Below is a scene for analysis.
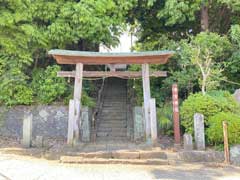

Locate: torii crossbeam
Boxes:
[49,50,174,145]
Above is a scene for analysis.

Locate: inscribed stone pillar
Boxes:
[183,133,193,151]
[133,107,145,141]
[194,113,205,150]
[22,111,33,148]
[67,99,74,145]
[150,98,157,143]
[81,107,91,142]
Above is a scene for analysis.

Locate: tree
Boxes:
[223,25,240,91]
[186,32,231,95]
[0,0,136,105]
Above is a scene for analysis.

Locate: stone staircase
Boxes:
[96,78,128,142]
[60,148,177,165]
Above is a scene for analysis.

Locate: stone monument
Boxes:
[194,113,205,150]
[183,133,193,151]
[22,111,33,148]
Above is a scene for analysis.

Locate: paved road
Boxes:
[0,154,240,180]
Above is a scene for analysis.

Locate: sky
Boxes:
[100,30,137,53]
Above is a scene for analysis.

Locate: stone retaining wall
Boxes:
[0,105,69,139]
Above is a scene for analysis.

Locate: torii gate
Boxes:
[48,50,174,145]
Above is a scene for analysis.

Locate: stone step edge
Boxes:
[60,157,180,165]
[63,151,172,160]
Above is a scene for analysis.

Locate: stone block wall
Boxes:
[0,105,69,139]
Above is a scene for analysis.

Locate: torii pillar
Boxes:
[142,64,157,144]
[142,64,151,142]
[68,63,83,145]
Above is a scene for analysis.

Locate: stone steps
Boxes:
[60,157,173,165]
[97,127,127,132]
[103,101,126,104]
[96,78,128,142]
[60,149,179,165]
[104,97,126,99]
[99,112,126,121]
[97,132,127,137]
[96,137,128,142]
[98,124,127,129]
[102,107,127,114]
[98,120,127,125]
[60,149,225,165]
[103,103,127,106]
[98,117,126,121]
[100,110,127,116]
[63,150,170,159]
[103,94,126,97]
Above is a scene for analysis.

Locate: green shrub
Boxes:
[207,90,239,114]
[0,62,33,106]
[64,90,96,107]
[14,85,33,105]
[207,112,240,145]
[0,84,33,106]
[31,65,67,104]
[82,91,96,107]
[181,91,239,134]
[157,103,173,135]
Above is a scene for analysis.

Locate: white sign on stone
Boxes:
[194,113,205,150]
[22,112,33,148]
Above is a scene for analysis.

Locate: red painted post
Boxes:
[172,84,181,145]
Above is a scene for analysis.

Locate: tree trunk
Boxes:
[201,5,209,31]
[202,75,207,95]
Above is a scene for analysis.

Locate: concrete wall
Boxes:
[0,105,69,139]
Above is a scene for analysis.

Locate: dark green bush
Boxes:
[31,65,67,104]
[181,91,239,134]
[207,112,240,145]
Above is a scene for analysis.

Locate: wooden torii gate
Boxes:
[49,50,174,145]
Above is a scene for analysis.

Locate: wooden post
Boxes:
[74,63,83,100]
[172,84,181,145]
[74,63,83,144]
[150,98,157,143]
[142,64,151,142]
[67,63,83,145]
[223,121,230,164]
